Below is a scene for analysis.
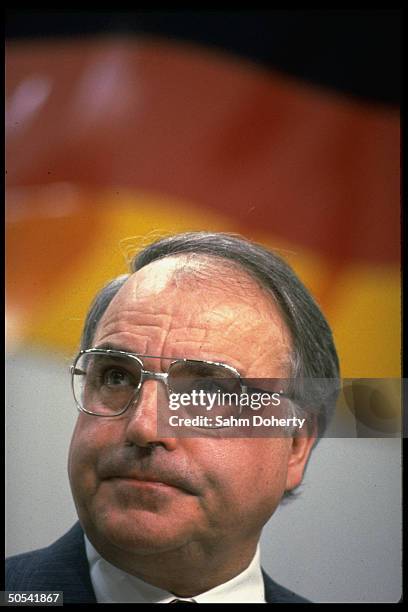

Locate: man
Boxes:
[6,231,339,603]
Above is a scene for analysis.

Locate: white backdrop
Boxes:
[5,350,402,603]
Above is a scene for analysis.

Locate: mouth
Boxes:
[105,475,196,495]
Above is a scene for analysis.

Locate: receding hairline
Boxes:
[114,251,293,324]
[94,252,294,375]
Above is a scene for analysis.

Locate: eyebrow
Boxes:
[92,342,184,362]
[91,343,244,372]
[94,342,129,352]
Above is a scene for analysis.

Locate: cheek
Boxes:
[205,438,289,496]
[68,417,114,497]
[200,439,290,517]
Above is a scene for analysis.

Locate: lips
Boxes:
[98,452,200,496]
[104,472,197,495]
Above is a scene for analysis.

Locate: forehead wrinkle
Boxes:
[95,320,170,346]
[99,306,174,324]
[192,294,286,332]
[96,306,175,333]
[95,327,167,348]
[187,314,287,352]
[166,298,284,335]
[168,337,289,378]
[248,347,292,377]
[165,338,248,373]
[93,332,151,355]
[94,306,174,353]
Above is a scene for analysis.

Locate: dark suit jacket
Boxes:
[6,523,310,603]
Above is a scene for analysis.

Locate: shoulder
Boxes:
[6,522,85,579]
[262,569,311,603]
[6,523,95,603]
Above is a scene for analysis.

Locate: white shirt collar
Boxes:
[84,534,266,603]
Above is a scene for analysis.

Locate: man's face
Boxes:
[68,257,312,562]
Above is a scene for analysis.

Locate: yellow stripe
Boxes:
[13,193,399,377]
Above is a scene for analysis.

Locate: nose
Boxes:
[124,379,177,450]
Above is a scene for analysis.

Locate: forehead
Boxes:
[94,256,292,377]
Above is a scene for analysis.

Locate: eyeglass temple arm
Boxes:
[71,366,86,376]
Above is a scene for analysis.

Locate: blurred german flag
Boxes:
[6,12,400,377]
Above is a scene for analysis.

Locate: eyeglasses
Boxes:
[70,348,247,421]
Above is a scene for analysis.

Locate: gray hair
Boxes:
[80,232,340,439]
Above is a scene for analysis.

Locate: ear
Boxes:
[285,427,317,492]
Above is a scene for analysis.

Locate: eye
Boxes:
[194,379,222,393]
[102,368,133,387]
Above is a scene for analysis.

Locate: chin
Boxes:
[85,508,193,556]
